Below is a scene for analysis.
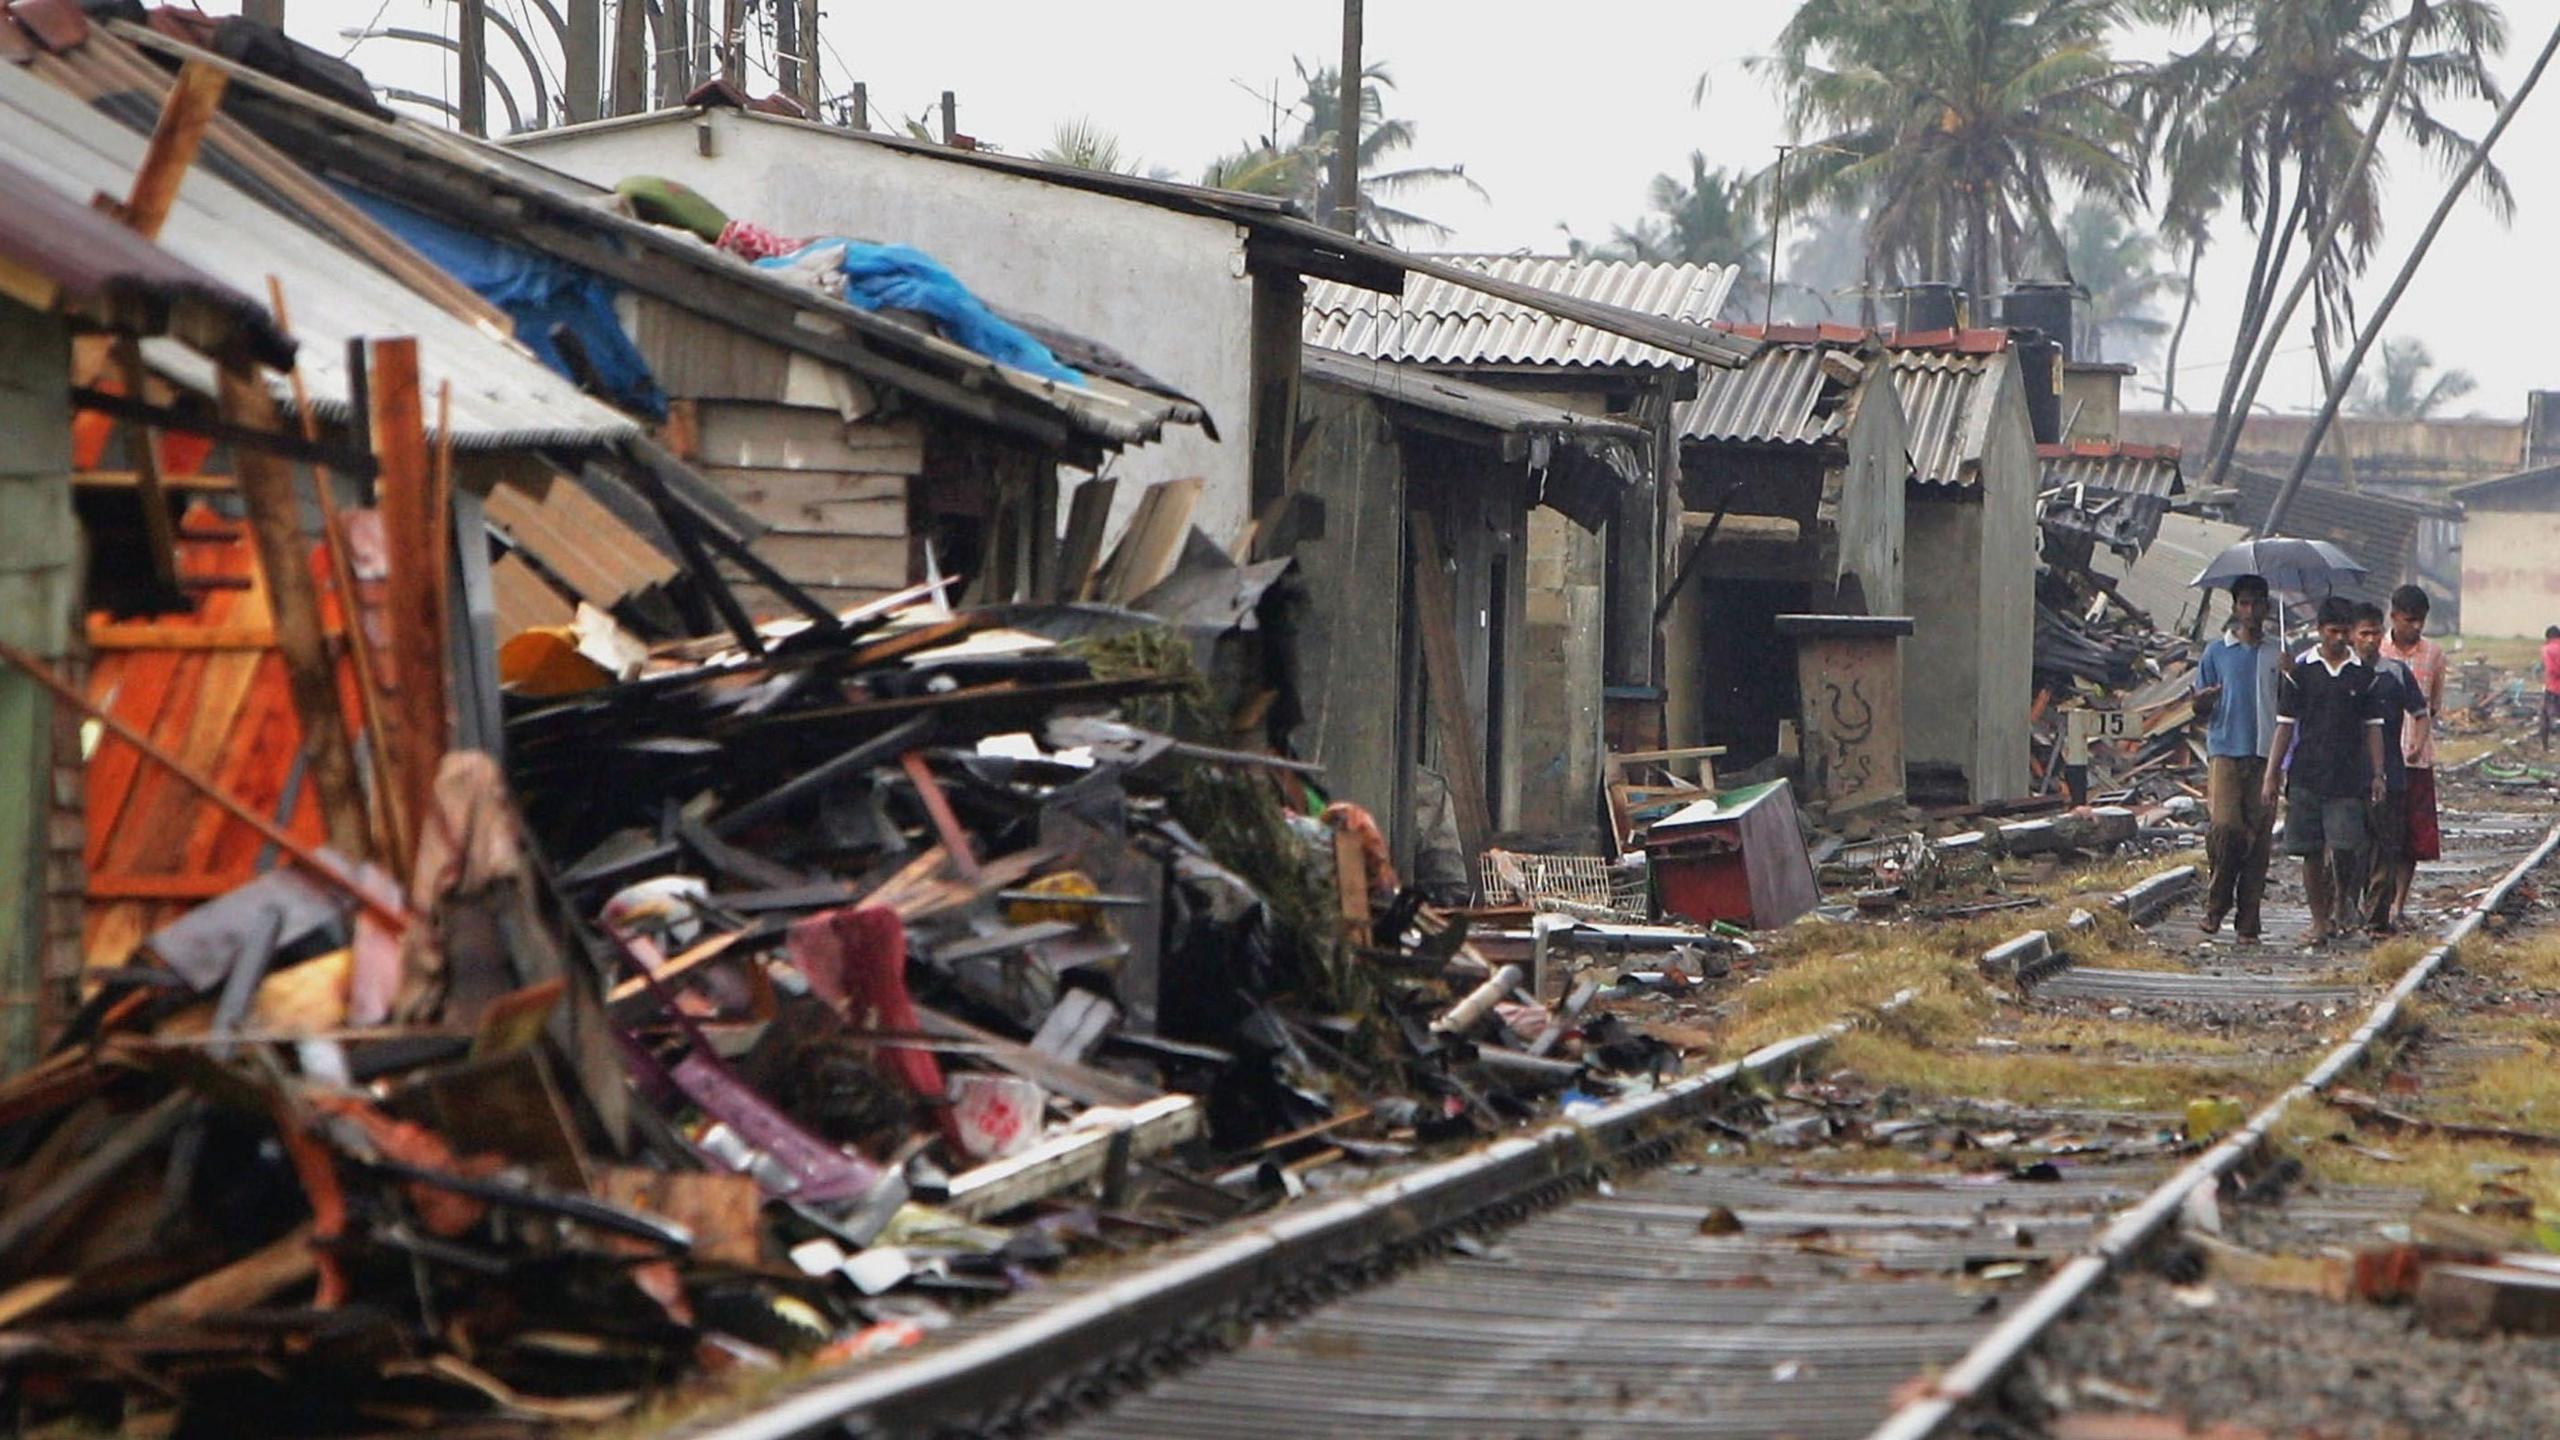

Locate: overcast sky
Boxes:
[289,0,2559,419]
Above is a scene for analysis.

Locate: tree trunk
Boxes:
[2207,142,2288,461]
[2267,15,2560,537]
[2202,1,2418,493]
[2161,235,2204,410]
[2210,153,2310,475]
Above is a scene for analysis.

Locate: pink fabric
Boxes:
[2380,634,2447,769]
[787,905,957,1143]
[715,219,809,262]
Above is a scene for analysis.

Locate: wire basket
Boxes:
[1478,850,1649,921]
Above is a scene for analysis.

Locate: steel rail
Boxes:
[1866,817,2560,1440]
[671,992,1919,1440]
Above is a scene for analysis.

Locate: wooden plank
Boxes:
[489,552,577,637]
[1055,477,1116,603]
[98,648,211,879]
[1093,478,1202,605]
[120,61,227,239]
[736,494,905,541]
[221,366,369,862]
[732,533,910,593]
[1407,510,1493,862]
[72,471,236,492]
[86,872,246,901]
[695,405,925,472]
[84,624,287,651]
[369,338,445,871]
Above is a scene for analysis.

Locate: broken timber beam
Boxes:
[216,365,372,862]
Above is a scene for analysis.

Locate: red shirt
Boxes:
[2546,638,2560,695]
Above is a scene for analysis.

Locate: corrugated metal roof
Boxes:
[2228,465,2424,608]
[91,27,1185,456]
[0,60,637,450]
[1304,255,1738,370]
[1889,348,2007,488]
[0,150,292,369]
[1678,342,1865,446]
[2038,442,2185,499]
[1302,345,1648,450]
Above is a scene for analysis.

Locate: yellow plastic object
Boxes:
[2183,1096,2246,1143]
[1005,871,1100,928]
[498,627,614,697]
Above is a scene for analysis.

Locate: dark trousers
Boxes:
[2206,756,2273,933]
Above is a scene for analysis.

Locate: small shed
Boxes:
[1887,333,2038,804]
[1292,346,1646,870]
[1664,325,1912,773]
[2452,464,2560,637]
[1303,255,1754,842]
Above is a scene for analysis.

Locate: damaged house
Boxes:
[1663,323,1912,811]
[102,16,1197,619]
[1302,256,1753,846]
[1290,346,1650,878]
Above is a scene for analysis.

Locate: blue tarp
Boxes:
[340,186,668,420]
[758,241,1082,386]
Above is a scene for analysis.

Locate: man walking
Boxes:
[2353,601,2426,933]
[2262,596,2389,946]
[2377,585,2445,928]
[2193,574,2282,938]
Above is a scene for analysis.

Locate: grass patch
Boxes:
[2364,934,2436,985]
[2468,932,2560,990]
[1828,1030,2277,1112]
[2274,1098,2556,1233]
[2004,1013,2247,1059]
[1721,924,1990,1051]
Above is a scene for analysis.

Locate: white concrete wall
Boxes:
[2462,509,2560,637]
[513,111,1256,544]
[1971,364,2037,801]
[1835,365,1908,615]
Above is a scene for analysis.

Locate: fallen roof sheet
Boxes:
[1301,345,1647,448]
[0,60,636,450]
[2038,441,2185,499]
[1305,255,1741,370]
[95,27,1184,456]
[0,150,292,369]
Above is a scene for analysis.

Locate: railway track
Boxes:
[671,781,2560,1440]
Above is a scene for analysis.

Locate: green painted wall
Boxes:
[0,300,75,1074]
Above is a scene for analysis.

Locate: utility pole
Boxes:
[609,0,646,115]
[798,0,820,114]
[566,0,600,121]
[1331,0,1361,235]
[1765,144,1791,330]
[456,0,487,135]
[776,0,799,105]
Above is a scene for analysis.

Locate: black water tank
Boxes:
[1902,282,1963,334]
[2015,334,2064,444]
[2002,282,2076,361]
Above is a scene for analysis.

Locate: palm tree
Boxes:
[1565,153,1768,315]
[2147,0,2510,451]
[2061,200,2184,364]
[1753,0,2145,304]
[2348,337,2477,418]
[1036,118,1131,174]
[1200,58,1485,243]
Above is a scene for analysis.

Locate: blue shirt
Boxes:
[2196,630,2282,759]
